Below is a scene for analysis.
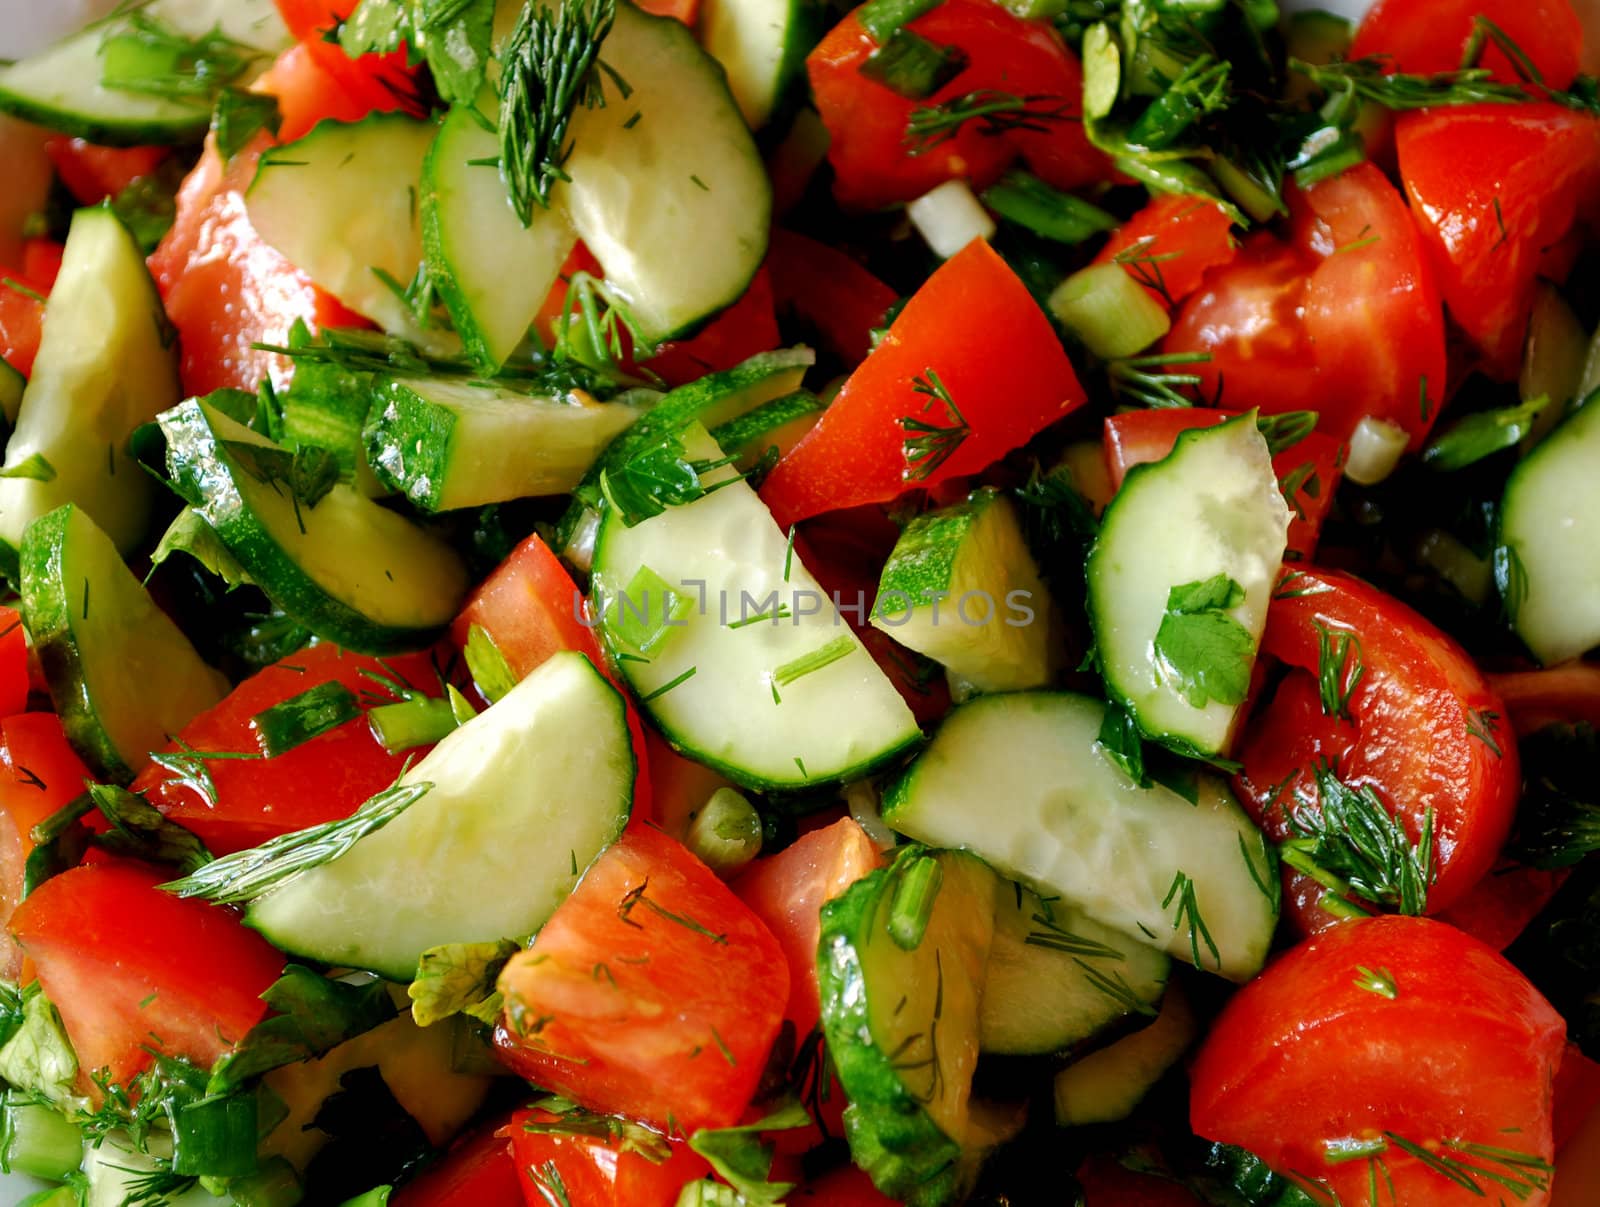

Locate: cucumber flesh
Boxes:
[874,488,1061,694]
[20,505,227,783]
[423,103,576,372]
[558,1,771,341]
[1087,414,1289,756]
[592,422,920,790]
[246,651,635,980]
[1053,983,1196,1127]
[1501,399,1600,664]
[818,848,998,1206]
[0,207,180,568]
[0,0,290,145]
[698,0,818,129]
[708,389,825,471]
[246,114,447,350]
[981,882,1169,1056]
[161,399,469,655]
[882,691,1279,981]
[364,376,649,512]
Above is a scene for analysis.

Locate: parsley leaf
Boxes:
[408,938,520,1027]
[687,1102,812,1206]
[1153,574,1254,708]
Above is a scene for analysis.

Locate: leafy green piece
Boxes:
[0,988,81,1111]
[209,965,397,1095]
[87,784,213,875]
[249,681,363,758]
[464,623,519,704]
[408,939,520,1027]
[222,439,342,513]
[1096,699,1147,786]
[98,11,266,103]
[414,0,497,106]
[1507,724,1600,869]
[686,1102,811,1206]
[1153,574,1254,709]
[516,1096,672,1163]
[1423,396,1551,472]
[597,430,741,528]
[212,89,281,162]
[150,508,253,590]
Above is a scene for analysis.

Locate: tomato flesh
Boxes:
[503,1107,708,1207]
[1351,0,1584,91]
[11,861,285,1090]
[768,230,899,368]
[391,1117,523,1207]
[1093,193,1237,312]
[494,825,789,1133]
[1191,916,1564,1207]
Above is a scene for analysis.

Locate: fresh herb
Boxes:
[1293,56,1532,111]
[463,622,519,703]
[905,89,1073,155]
[518,1096,673,1162]
[147,739,261,808]
[163,780,433,905]
[1465,706,1503,758]
[249,681,362,758]
[87,784,212,875]
[859,29,969,101]
[1353,965,1398,999]
[529,1159,575,1207]
[597,429,742,528]
[639,665,697,703]
[981,170,1120,245]
[0,455,56,483]
[899,368,969,481]
[497,0,621,223]
[1163,869,1221,970]
[609,566,693,655]
[1257,411,1318,457]
[0,986,80,1110]
[1127,54,1233,149]
[1238,830,1281,913]
[1423,396,1551,472]
[0,278,45,305]
[1153,573,1255,710]
[856,0,942,42]
[98,12,266,103]
[209,965,397,1095]
[1381,1133,1551,1199]
[1279,461,1320,522]
[553,271,656,377]
[886,850,943,951]
[211,88,280,160]
[107,161,184,254]
[408,938,520,1027]
[1313,621,1364,721]
[1507,724,1600,868]
[1096,699,1147,786]
[768,636,855,704]
[220,439,341,524]
[1280,761,1434,915]
[1109,351,1212,409]
[368,693,469,753]
[616,878,727,944]
[687,1101,811,1206]
[372,261,442,331]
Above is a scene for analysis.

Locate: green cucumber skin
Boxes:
[18,506,129,781]
[162,401,458,656]
[364,384,458,514]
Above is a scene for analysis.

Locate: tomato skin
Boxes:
[1351,0,1584,91]
[391,1118,523,1207]
[273,0,360,38]
[1235,569,1518,916]
[11,861,285,1091]
[503,1107,708,1207]
[0,605,27,721]
[760,240,1085,530]
[1554,1044,1600,1152]
[1102,410,1344,561]
[807,0,1103,209]
[1488,664,1600,735]
[1436,864,1569,952]
[646,268,780,387]
[129,645,437,855]
[43,138,169,206]
[768,230,899,367]
[494,825,789,1134]
[1191,916,1564,1207]
[255,39,422,144]
[1397,104,1600,381]
[789,1163,901,1204]
[1093,193,1237,311]
[20,240,64,292]
[0,266,47,379]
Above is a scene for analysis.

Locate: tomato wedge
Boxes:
[494,825,789,1133]
[1191,916,1564,1207]
[0,267,48,379]
[1350,0,1585,91]
[1435,863,1568,952]
[1396,103,1600,381]
[11,860,285,1090]
[1235,569,1519,917]
[1488,664,1600,735]
[760,239,1085,529]
[43,138,169,206]
[130,645,440,855]
[503,1106,708,1207]
[1093,193,1237,312]
[768,230,899,368]
[645,267,781,387]
[391,1117,523,1207]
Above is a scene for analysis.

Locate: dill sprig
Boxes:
[1108,351,1213,409]
[1313,621,1364,722]
[162,780,433,904]
[899,369,969,481]
[498,0,620,224]
[904,89,1073,155]
[1292,56,1533,111]
[1162,869,1220,970]
[99,12,266,103]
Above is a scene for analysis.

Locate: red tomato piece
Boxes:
[0,605,27,721]
[503,1107,708,1207]
[273,0,359,38]
[760,240,1085,529]
[255,38,423,146]
[1076,1156,1204,1206]
[391,1117,523,1207]
[43,138,169,206]
[634,0,701,26]
[1488,664,1600,735]
[129,645,437,855]
[790,1163,902,1204]
[0,715,96,980]
[1554,1043,1600,1152]
[1351,0,1584,91]
[494,825,789,1134]
[734,817,881,1039]
[768,230,899,368]
[807,0,1103,208]
[148,136,365,396]
[644,728,729,839]
[11,861,284,1090]
[1093,193,1237,312]
[1102,409,1344,561]
[1434,863,1568,952]
[20,240,63,292]
[0,268,47,379]
[1396,104,1600,381]
[1235,569,1519,916]
[646,268,780,387]
[1191,916,1564,1207]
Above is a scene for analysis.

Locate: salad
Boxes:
[0,0,1594,1203]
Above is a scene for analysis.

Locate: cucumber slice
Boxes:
[818,847,998,1206]
[1052,983,1196,1127]
[0,207,180,571]
[882,692,1279,981]
[364,376,649,512]
[708,389,825,471]
[20,505,227,783]
[981,883,1168,1057]
[559,1,771,341]
[591,422,920,789]
[1501,399,1600,664]
[874,488,1061,694]
[698,0,820,129]
[0,0,289,146]
[1087,414,1289,756]
[423,103,576,372]
[558,346,815,551]
[247,651,634,980]
[246,114,445,348]
[161,398,469,655]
